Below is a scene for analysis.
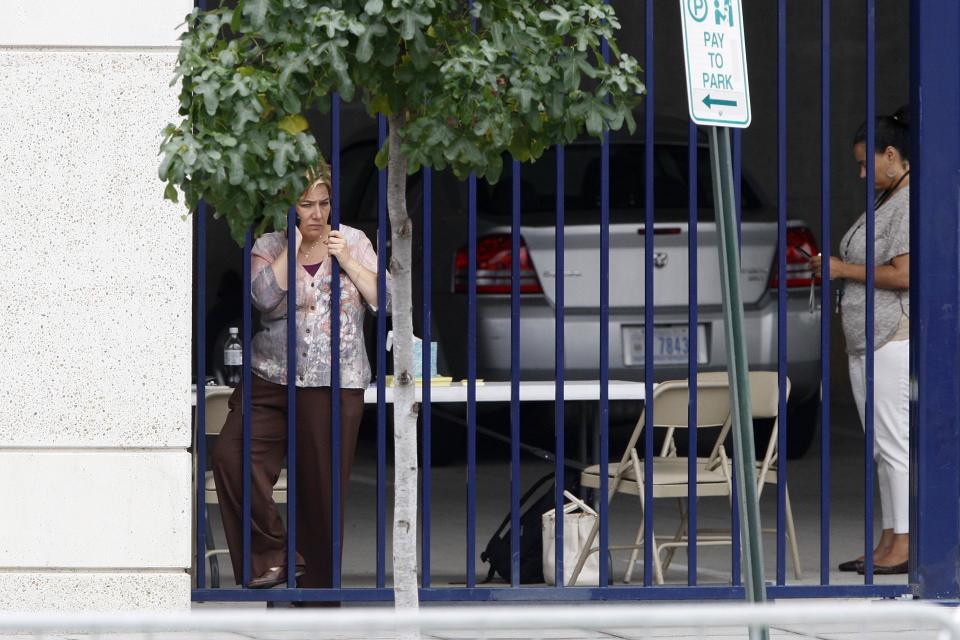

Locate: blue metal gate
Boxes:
[191,0,960,604]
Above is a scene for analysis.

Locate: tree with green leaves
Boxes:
[160,0,643,608]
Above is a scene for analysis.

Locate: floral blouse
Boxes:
[249,226,391,388]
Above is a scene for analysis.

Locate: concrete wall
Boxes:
[0,0,194,611]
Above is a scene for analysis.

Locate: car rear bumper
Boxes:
[432,290,822,405]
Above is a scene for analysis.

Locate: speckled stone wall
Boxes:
[0,45,193,610]
[0,50,191,448]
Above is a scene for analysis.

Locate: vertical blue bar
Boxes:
[286,205,298,588]
[819,0,833,586]
[330,93,343,588]
[641,0,655,588]
[776,0,789,586]
[194,0,208,591]
[910,0,960,599]
[554,145,566,587]
[195,201,207,588]
[466,172,477,588]
[421,165,433,588]
[241,228,253,587]
[863,0,876,584]
[376,115,388,589]
[598,30,611,593]
[687,122,698,587]
[466,0,478,589]
[510,160,522,587]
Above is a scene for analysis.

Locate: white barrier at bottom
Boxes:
[0,601,956,639]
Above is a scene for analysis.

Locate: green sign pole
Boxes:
[708,125,768,640]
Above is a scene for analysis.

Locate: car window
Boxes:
[477,143,764,223]
[339,141,379,223]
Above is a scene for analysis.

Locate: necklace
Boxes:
[873,169,909,210]
[841,169,910,262]
[299,241,326,263]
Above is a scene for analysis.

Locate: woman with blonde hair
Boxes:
[213,158,390,596]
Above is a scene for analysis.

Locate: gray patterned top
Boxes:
[249,226,391,388]
[839,186,910,355]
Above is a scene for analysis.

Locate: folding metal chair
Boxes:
[572,379,734,584]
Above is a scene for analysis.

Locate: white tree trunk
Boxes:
[387,114,420,611]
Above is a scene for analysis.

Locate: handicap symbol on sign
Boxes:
[687,0,708,22]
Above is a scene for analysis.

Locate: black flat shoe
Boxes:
[838,558,864,572]
[859,561,908,575]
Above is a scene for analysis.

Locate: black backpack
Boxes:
[480,472,578,584]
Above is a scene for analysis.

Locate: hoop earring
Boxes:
[885,169,897,179]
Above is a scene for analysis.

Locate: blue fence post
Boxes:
[376,115,388,590]
[909,0,960,600]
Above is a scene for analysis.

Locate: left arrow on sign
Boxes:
[702,94,738,109]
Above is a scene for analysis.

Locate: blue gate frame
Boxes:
[909,0,960,601]
[191,0,960,603]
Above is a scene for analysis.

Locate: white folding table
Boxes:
[193,379,648,465]
[362,379,646,404]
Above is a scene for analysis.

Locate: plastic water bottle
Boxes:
[223,327,242,387]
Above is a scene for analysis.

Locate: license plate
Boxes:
[622,324,708,366]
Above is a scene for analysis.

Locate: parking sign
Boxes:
[680,0,751,128]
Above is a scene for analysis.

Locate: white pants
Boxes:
[848,339,910,534]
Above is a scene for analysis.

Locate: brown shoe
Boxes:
[248,565,306,589]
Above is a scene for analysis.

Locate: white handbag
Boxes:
[541,490,599,586]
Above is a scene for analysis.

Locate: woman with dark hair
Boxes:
[811,106,910,575]
[212,157,390,596]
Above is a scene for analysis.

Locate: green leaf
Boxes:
[364,0,383,15]
[277,114,309,135]
[163,182,179,203]
[374,141,389,170]
[158,144,176,181]
[356,30,375,63]
[256,215,273,237]
[195,79,220,116]
[264,202,288,230]
[506,120,532,159]
[397,8,431,41]
[485,152,503,183]
[243,0,268,28]
[562,56,579,90]
[230,2,243,33]
[227,151,245,185]
[268,136,297,176]
[368,92,392,116]
[585,108,603,137]
[279,91,301,114]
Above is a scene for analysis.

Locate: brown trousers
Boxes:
[212,374,364,589]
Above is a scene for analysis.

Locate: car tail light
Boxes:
[453,234,544,294]
[769,226,822,288]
